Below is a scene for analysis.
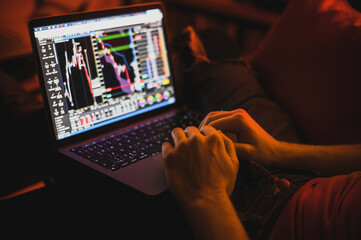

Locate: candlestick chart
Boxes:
[55,37,98,110]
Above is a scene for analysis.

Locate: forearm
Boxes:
[183,194,249,240]
[275,143,361,176]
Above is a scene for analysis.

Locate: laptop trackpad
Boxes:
[111,154,168,195]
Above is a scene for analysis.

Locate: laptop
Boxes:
[28,2,202,195]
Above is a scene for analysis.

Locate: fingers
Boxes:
[198,109,249,130]
[199,124,219,136]
[218,131,237,160]
[208,114,245,135]
[162,141,173,158]
[200,125,227,152]
[171,127,187,145]
[201,125,239,172]
[202,125,237,160]
[171,126,203,146]
[184,126,202,138]
[201,110,257,144]
[198,111,233,130]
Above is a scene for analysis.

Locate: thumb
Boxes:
[234,143,254,162]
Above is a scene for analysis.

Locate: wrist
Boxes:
[269,140,292,168]
[182,190,230,214]
[181,191,249,240]
[272,141,312,171]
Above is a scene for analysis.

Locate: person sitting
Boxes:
[163,109,361,240]
[165,2,361,235]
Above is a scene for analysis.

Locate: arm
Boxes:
[184,193,248,240]
[200,109,361,176]
[275,143,361,176]
[162,126,249,240]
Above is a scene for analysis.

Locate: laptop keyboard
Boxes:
[70,111,203,171]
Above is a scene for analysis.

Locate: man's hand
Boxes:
[162,125,239,208]
[199,109,361,176]
[199,109,282,168]
[162,126,249,240]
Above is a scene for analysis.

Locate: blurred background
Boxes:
[0,0,287,59]
[0,0,289,97]
[1,0,361,94]
[2,0,360,93]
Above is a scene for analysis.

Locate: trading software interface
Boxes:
[33,9,175,140]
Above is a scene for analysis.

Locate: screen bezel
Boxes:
[28,2,179,148]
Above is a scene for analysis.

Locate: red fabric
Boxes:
[247,0,361,144]
[269,172,361,240]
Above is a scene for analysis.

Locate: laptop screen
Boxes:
[32,7,175,140]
